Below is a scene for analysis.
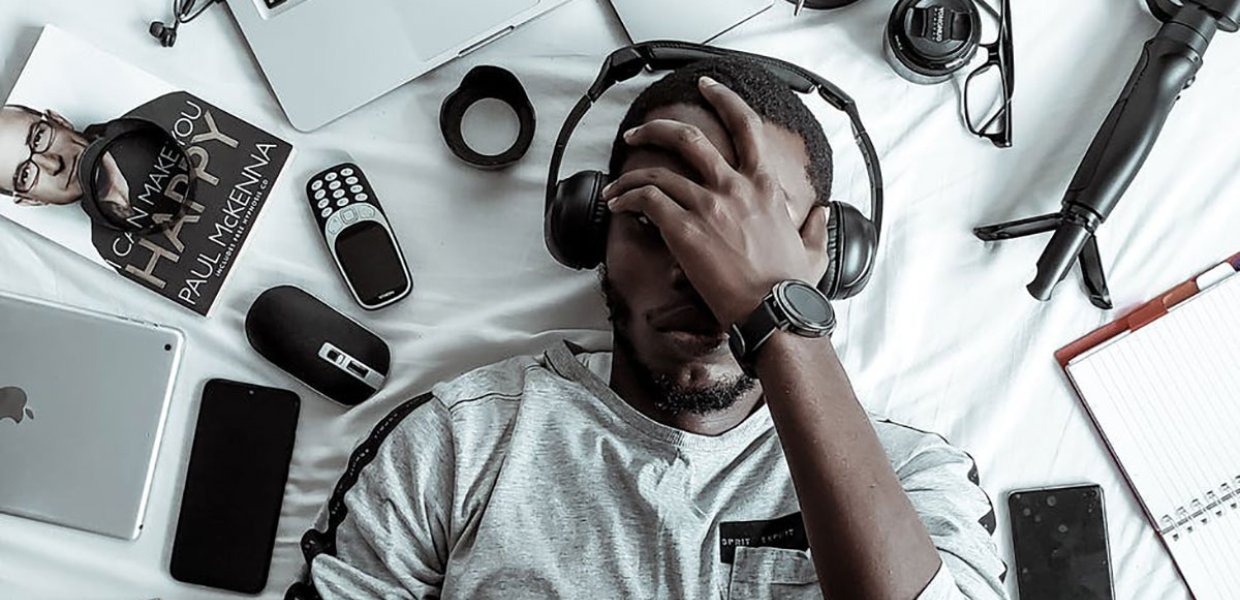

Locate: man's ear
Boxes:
[44,109,75,131]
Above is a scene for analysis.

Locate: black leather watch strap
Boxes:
[729,281,834,376]
[735,302,782,355]
[729,298,785,377]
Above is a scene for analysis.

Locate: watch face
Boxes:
[779,281,834,331]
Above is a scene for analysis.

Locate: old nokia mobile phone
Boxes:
[305,162,412,310]
[169,379,299,593]
[1009,484,1114,600]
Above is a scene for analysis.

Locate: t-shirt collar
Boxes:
[545,341,775,452]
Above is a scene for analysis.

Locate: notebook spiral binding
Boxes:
[1159,475,1240,540]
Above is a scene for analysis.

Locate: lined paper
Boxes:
[1067,274,1240,600]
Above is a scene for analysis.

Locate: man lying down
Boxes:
[288,57,1008,600]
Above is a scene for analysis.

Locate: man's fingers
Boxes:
[697,76,766,173]
[607,185,690,232]
[801,204,831,280]
[601,167,712,211]
[623,119,734,187]
[801,204,830,250]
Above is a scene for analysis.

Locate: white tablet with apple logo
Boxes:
[0,290,182,540]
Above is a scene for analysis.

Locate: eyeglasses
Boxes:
[12,113,55,197]
[963,0,1014,147]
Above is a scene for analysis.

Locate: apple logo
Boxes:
[0,387,34,424]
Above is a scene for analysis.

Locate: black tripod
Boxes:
[975,0,1240,309]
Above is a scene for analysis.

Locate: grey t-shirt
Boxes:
[304,343,1008,599]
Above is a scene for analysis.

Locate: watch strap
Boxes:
[729,280,835,376]
[729,295,785,377]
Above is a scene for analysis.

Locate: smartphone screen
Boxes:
[1009,484,1113,600]
[170,379,299,593]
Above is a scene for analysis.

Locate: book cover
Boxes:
[0,25,293,316]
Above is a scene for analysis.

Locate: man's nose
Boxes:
[32,152,62,176]
[670,260,686,282]
[669,260,695,293]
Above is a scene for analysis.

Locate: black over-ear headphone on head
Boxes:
[545,41,883,300]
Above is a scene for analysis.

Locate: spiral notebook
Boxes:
[1058,254,1240,600]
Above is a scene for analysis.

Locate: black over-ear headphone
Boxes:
[544,41,883,301]
[79,117,197,235]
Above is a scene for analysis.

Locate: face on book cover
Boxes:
[0,105,136,225]
[0,105,87,205]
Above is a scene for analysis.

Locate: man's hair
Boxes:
[0,104,45,196]
[607,57,833,205]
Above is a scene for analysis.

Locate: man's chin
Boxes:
[643,359,756,416]
[645,334,747,385]
[29,194,83,207]
[616,328,756,416]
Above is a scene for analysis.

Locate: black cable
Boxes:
[175,0,223,26]
[150,0,223,47]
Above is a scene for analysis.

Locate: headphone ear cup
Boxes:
[545,171,610,269]
[820,205,840,298]
[820,201,878,300]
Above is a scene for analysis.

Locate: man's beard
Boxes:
[601,268,756,416]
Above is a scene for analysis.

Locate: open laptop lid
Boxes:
[610,0,774,43]
[229,0,564,131]
[0,292,183,540]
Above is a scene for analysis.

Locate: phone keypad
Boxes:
[308,163,382,224]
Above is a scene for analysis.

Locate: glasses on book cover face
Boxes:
[962,0,1013,147]
[12,113,55,197]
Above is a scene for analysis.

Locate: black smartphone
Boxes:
[1008,484,1114,600]
[170,379,299,594]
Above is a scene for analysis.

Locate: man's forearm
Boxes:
[755,331,942,599]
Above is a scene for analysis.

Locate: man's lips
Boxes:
[649,303,724,335]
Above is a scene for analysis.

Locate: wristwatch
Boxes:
[728,280,835,376]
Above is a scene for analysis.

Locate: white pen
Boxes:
[794,0,805,15]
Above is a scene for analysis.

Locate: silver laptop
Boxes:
[228,0,573,131]
[609,0,773,44]
[0,292,183,540]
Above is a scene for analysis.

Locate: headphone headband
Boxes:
[545,41,883,245]
[79,117,196,235]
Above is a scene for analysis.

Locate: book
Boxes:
[0,25,293,316]
[1058,254,1240,600]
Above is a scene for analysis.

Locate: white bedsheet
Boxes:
[2,0,1239,598]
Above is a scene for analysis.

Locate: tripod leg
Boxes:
[1079,236,1112,310]
[974,213,1064,241]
